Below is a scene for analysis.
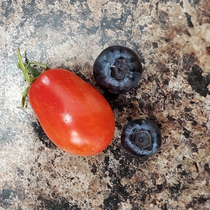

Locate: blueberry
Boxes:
[93,45,143,94]
[121,119,161,158]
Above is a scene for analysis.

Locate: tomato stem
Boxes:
[21,86,30,108]
[27,61,47,70]
[17,48,48,108]
[26,64,42,77]
[17,48,36,83]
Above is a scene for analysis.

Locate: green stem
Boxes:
[26,64,41,77]
[21,86,30,108]
[17,48,36,83]
[27,61,47,70]
[17,48,48,108]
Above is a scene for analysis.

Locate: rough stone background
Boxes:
[0,0,210,209]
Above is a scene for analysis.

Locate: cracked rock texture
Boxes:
[0,0,210,209]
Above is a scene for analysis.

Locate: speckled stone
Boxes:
[0,0,210,209]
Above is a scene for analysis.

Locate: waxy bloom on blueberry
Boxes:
[93,45,143,94]
[121,119,161,158]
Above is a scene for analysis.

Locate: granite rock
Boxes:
[0,0,210,209]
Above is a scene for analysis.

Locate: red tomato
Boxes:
[28,68,115,156]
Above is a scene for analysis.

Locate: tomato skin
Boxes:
[28,68,115,156]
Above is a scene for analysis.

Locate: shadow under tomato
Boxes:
[31,121,57,149]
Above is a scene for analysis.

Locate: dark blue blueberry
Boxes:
[93,45,143,94]
[121,119,161,158]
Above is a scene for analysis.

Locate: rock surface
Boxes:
[0,0,210,209]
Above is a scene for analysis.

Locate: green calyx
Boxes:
[17,48,48,108]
